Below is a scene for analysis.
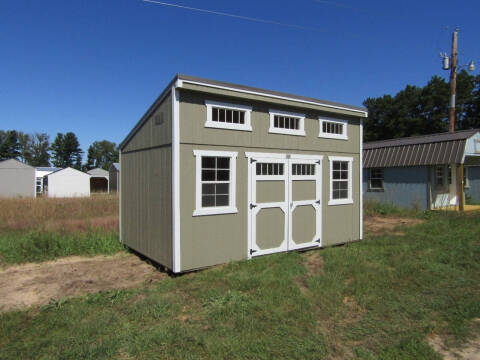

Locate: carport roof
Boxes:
[364,129,480,168]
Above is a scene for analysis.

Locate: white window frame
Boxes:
[205,100,252,131]
[319,117,348,140]
[193,149,238,216]
[268,109,306,136]
[328,156,354,205]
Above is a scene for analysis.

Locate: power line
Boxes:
[142,0,331,34]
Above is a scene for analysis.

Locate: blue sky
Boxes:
[1,0,479,157]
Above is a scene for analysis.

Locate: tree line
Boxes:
[0,131,118,171]
[364,70,480,141]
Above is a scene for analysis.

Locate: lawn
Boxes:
[1,209,479,359]
[0,195,123,265]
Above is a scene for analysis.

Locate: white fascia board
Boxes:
[177,80,368,117]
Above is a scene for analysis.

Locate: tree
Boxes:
[363,71,480,141]
[85,140,118,170]
[17,132,33,164]
[0,130,21,160]
[50,132,83,169]
[29,133,51,166]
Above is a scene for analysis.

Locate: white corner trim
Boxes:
[204,100,252,131]
[359,119,363,240]
[328,156,354,206]
[193,149,238,217]
[319,117,348,140]
[268,109,306,136]
[172,86,181,273]
[179,79,368,117]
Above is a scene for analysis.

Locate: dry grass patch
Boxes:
[364,215,424,237]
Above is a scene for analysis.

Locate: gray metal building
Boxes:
[363,129,480,210]
[109,163,120,193]
[119,74,367,273]
[0,159,36,198]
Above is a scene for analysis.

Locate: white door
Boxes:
[247,153,322,258]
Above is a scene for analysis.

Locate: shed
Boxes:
[35,167,62,195]
[0,159,35,198]
[45,167,91,198]
[119,74,367,273]
[363,129,480,210]
[87,168,109,193]
[109,163,120,193]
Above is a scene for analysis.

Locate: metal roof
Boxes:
[363,129,480,168]
[36,167,62,172]
[111,163,120,171]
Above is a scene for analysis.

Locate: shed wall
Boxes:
[123,93,172,152]
[121,146,173,269]
[465,166,480,203]
[0,166,35,198]
[47,169,90,198]
[179,144,360,272]
[179,89,360,154]
[109,169,119,193]
[363,167,429,209]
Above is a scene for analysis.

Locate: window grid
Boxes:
[256,162,284,176]
[201,156,230,208]
[292,164,315,176]
[322,121,344,135]
[332,161,349,200]
[273,115,300,130]
[435,166,444,187]
[369,168,384,190]
[211,107,246,125]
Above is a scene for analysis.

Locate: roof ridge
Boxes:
[364,128,480,146]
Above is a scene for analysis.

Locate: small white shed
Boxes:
[45,167,91,198]
[0,159,35,198]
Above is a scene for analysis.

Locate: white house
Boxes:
[45,167,91,198]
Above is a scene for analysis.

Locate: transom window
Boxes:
[369,168,384,190]
[256,162,284,176]
[319,117,348,140]
[193,150,238,216]
[328,156,353,205]
[292,164,315,176]
[269,110,305,136]
[205,100,252,131]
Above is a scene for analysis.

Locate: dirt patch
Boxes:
[304,251,324,277]
[0,253,165,312]
[428,327,480,360]
[364,216,423,236]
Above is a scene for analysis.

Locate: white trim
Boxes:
[119,149,122,243]
[172,86,181,273]
[245,152,286,159]
[359,119,363,240]
[179,79,368,117]
[268,109,306,137]
[319,117,348,140]
[193,149,238,216]
[204,100,252,131]
[328,156,354,206]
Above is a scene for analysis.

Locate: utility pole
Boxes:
[448,29,458,133]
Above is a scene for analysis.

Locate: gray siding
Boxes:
[363,167,429,209]
[109,169,119,193]
[121,147,173,269]
[0,159,35,198]
[465,166,480,203]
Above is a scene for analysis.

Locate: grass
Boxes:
[0,195,122,265]
[1,211,479,359]
[364,199,430,219]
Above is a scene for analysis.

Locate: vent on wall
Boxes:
[154,113,164,126]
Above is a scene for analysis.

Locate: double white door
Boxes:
[247,153,322,257]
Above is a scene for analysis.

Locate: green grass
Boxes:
[0,230,124,266]
[364,199,431,219]
[1,212,479,359]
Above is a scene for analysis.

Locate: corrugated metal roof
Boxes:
[364,129,480,168]
[36,167,61,172]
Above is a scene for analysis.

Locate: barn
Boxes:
[363,129,480,210]
[44,167,91,198]
[0,159,35,198]
[119,74,367,273]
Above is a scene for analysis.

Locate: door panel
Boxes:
[248,153,323,257]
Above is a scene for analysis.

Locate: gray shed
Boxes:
[119,74,367,273]
[87,168,109,193]
[0,159,36,198]
[109,163,120,193]
[363,129,480,210]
